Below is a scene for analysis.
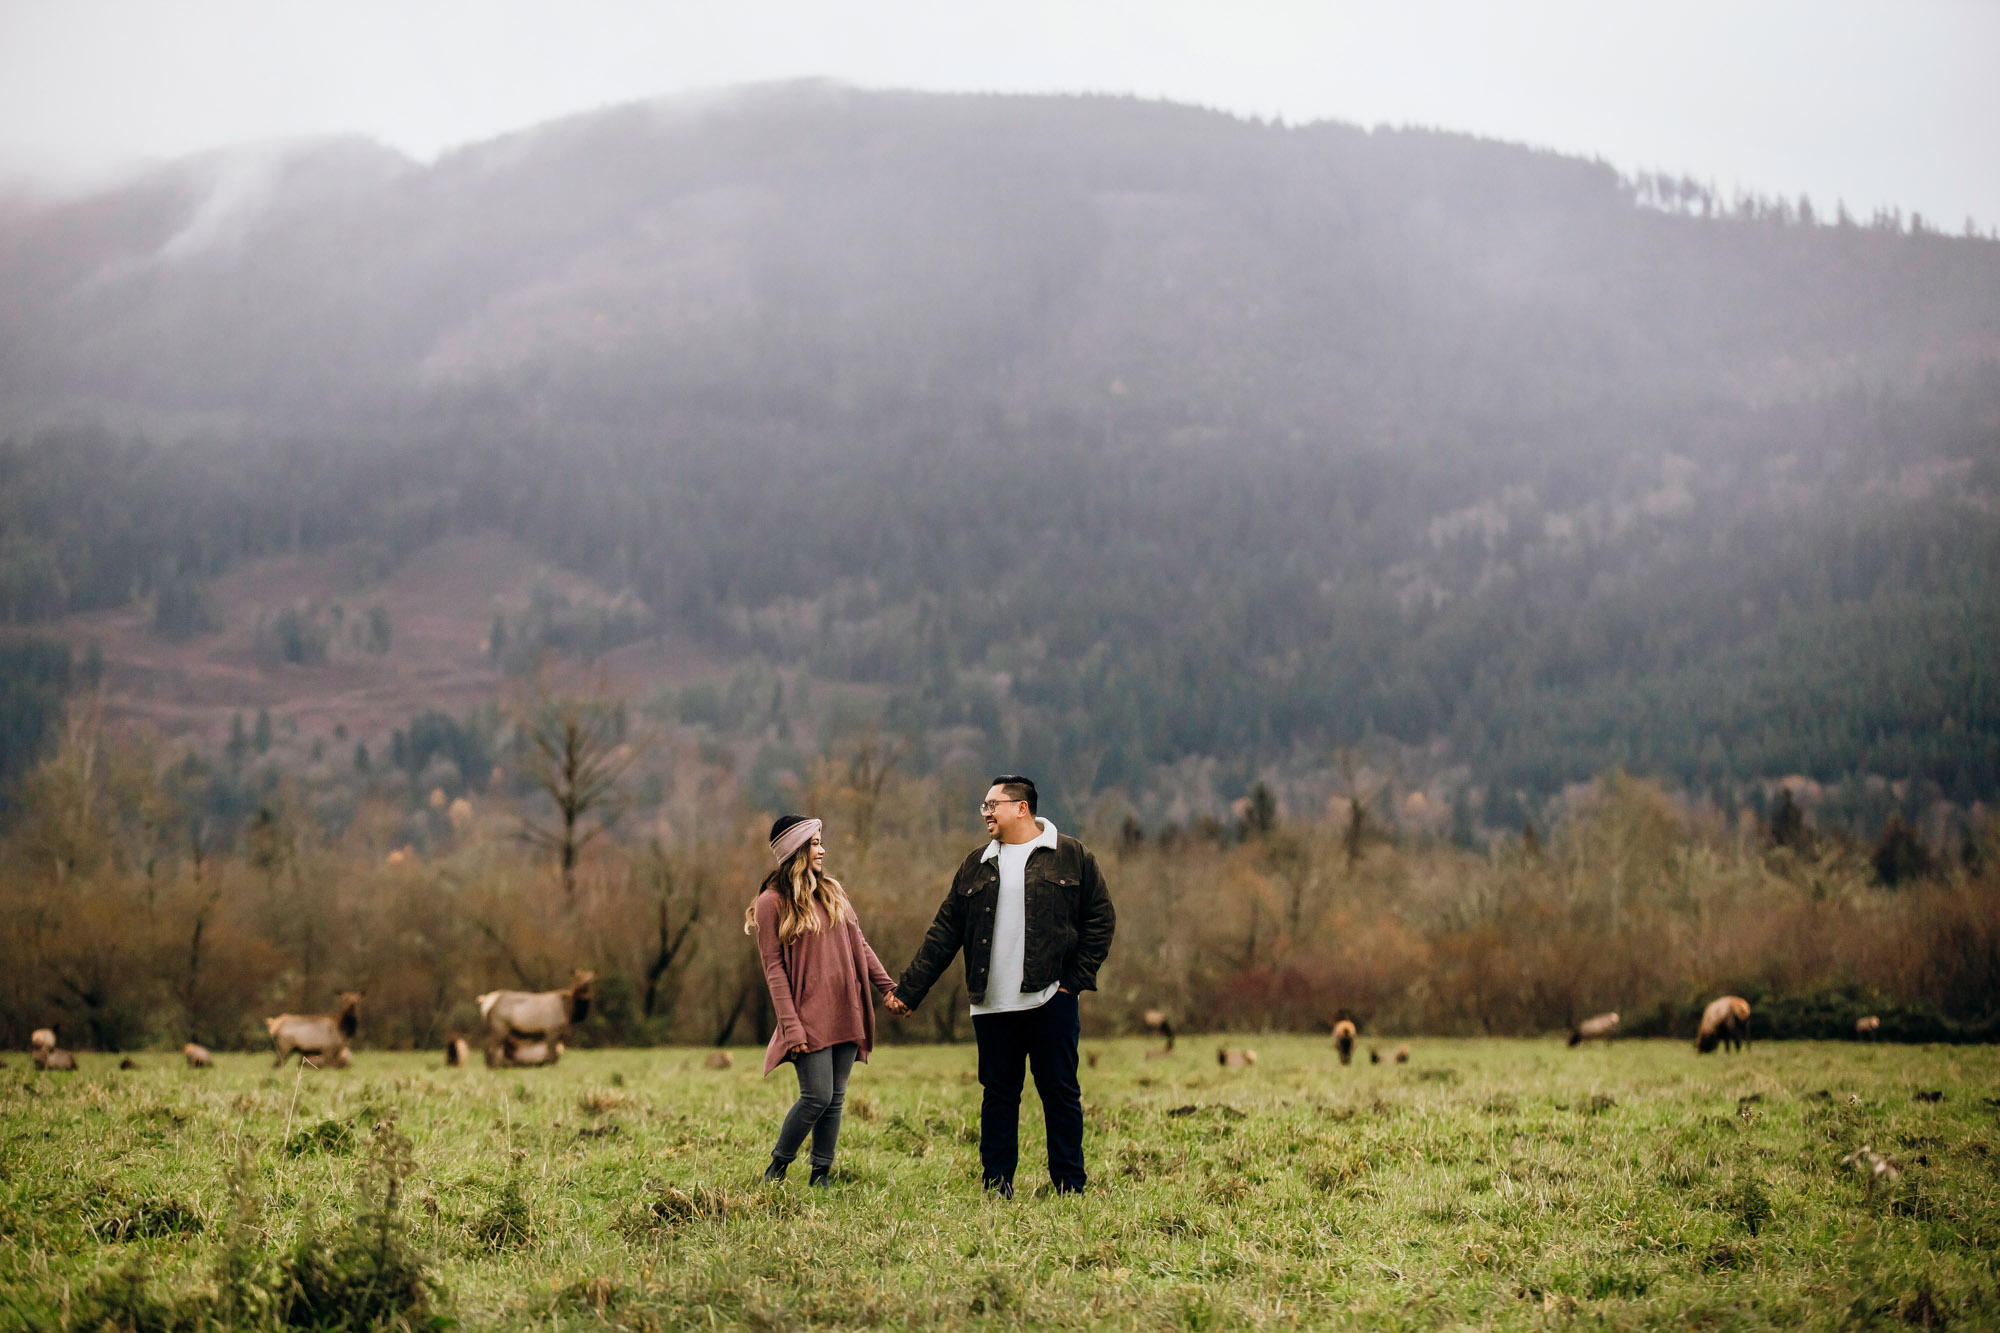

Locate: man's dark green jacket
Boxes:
[895,831,1116,1008]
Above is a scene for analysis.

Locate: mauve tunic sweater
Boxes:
[755,890,897,1076]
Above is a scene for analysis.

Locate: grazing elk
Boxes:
[1569,1012,1620,1047]
[1695,995,1752,1054]
[1332,1019,1357,1065]
[184,1043,212,1068]
[266,991,362,1068]
[1855,1015,1881,1039]
[477,970,594,1068]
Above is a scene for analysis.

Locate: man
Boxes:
[887,775,1115,1196]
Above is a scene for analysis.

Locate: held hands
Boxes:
[884,991,912,1017]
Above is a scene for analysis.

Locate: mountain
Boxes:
[2,83,1996,828]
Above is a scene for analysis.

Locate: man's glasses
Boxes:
[980,799,1025,814]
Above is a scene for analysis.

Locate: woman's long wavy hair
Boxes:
[742,836,853,945]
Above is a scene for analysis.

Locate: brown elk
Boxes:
[1141,1008,1175,1059]
[1569,1012,1620,1047]
[1217,1047,1257,1068]
[30,1028,56,1056]
[704,1051,734,1070]
[184,1043,212,1068]
[1695,996,1751,1054]
[492,1036,564,1067]
[1393,1044,1410,1064]
[265,991,362,1068]
[1855,1015,1881,1039]
[33,1047,77,1071]
[1332,1019,1357,1065]
[477,970,593,1067]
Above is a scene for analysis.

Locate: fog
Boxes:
[2,0,1997,230]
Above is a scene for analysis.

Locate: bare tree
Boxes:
[516,683,641,895]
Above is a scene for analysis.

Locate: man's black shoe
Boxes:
[984,1177,1013,1200]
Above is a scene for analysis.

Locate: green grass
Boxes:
[2,1038,1996,1330]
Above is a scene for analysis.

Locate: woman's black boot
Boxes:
[763,1157,789,1184]
[808,1165,831,1188]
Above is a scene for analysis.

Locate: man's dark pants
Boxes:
[971,989,1085,1192]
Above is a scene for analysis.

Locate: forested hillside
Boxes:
[1,84,1996,829]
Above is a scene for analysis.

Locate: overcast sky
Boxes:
[2,0,1995,229]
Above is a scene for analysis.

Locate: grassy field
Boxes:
[1,1036,1995,1331]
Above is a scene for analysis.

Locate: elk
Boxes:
[33,1047,77,1071]
[1855,1015,1881,1039]
[1142,1008,1176,1059]
[265,991,362,1068]
[492,1036,564,1067]
[444,1035,470,1067]
[184,1043,212,1068]
[1569,1012,1620,1046]
[477,970,594,1067]
[704,1051,734,1070]
[1217,1047,1257,1068]
[1695,996,1751,1054]
[30,1028,56,1056]
[1393,1044,1410,1064]
[1332,1019,1357,1065]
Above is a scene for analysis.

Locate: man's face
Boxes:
[982,786,1029,839]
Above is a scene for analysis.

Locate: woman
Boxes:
[745,813,898,1185]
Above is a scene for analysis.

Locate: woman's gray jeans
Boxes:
[772,1042,858,1168]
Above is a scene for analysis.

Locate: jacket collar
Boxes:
[981,817,1059,863]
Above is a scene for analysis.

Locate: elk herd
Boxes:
[11,971,594,1073]
[6,983,1851,1070]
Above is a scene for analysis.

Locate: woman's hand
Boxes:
[788,1041,810,1056]
[884,992,911,1017]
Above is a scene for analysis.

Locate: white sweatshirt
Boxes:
[969,817,1063,1016]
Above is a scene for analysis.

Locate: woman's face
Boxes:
[808,834,825,874]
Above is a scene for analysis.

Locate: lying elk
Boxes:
[477,970,593,1068]
[1569,1012,1620,1047]
[1332,1018,1357,1066]
[1695,996,1751,1054]
[492,1036,564,1067]
[1217,1047,1257,1068]
[266,991,362,1068]
[30,1027,75,1070]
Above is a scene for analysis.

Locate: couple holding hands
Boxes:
[745,775,1116,1196]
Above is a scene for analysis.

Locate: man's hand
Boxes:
[884,992,912,1017]
[1058,987,1072,994]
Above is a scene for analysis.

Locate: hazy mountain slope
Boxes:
[1,85,1996,823]
[3,84,1996,432]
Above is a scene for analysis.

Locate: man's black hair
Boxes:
[990,775,1037,815]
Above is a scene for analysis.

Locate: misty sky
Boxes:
[2,0,1995,230]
